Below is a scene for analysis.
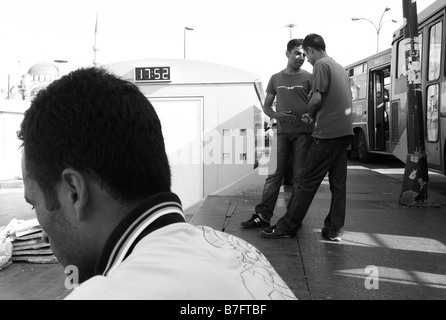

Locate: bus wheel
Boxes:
[357,131,370,163]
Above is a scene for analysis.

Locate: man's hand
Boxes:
[307,90,314,99]
[275,111,296,123]
[301,113,314,125]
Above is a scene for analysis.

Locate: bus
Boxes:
[345,0,445,176]
[390,0,445,175]
[345,48,392,162]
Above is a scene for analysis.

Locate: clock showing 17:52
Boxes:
[135,67,171,82]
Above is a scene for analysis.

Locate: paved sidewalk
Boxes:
[190,165,446,300]
[1,164,446,300]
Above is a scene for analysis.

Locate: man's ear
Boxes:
[61,169,89,221]
[285,51,290,58]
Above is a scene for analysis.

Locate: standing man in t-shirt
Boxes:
[241,39,314,229]
[262,34,354,241]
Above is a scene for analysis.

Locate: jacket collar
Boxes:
[95,192,185,276]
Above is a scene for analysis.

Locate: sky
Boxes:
[0,0,438,89]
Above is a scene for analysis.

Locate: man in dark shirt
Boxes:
[241,39,314,229]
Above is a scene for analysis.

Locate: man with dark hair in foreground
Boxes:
[18,67,296,300]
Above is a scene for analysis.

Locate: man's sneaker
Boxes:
[321,228,342,242]
[261,226,295,239]
[241,214,270,229]
[329,235,342,242]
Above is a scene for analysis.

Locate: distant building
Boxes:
[0,62,60,101]
[20,62,60,100]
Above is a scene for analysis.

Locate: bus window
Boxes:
[349,62,367,101]
[428,21,442,81]
[350,74,367,100]
[426,84,439,142]
[375,73,383,98]
[397,34,423,79]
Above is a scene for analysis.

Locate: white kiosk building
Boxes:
[106,59,265,210]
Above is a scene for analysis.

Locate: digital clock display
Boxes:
[135,67,171,82]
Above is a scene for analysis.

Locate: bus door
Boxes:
[423,18,443,170]
[369,67,390,151]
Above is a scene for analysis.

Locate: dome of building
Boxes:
[27,62,59,76]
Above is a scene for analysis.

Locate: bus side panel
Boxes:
[390,81,409,163]
[352,100,368,127]
[351,98,369,153]
[441,80,446,173]
[389,47,409,163]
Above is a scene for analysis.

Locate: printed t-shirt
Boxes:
[266,70,314,134]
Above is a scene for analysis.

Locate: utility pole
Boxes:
[399,0,429,206]
[93,13,100,66]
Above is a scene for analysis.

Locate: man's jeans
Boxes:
[276,135,352,236]
[255,133,313,222]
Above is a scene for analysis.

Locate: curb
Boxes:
[0,180,23,189]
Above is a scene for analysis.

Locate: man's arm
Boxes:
[302,90,322,124]
[308,90,322,119]
[262,93,276,118]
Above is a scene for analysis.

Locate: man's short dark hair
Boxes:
[302,34,326,52]
[287,39,304,52]
[18,67,171,209]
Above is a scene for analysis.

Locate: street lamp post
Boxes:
[184,27,194,59]
[285,23,297,39]
[352,8,397,53]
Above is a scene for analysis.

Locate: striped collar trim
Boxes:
[95,192,185,276]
